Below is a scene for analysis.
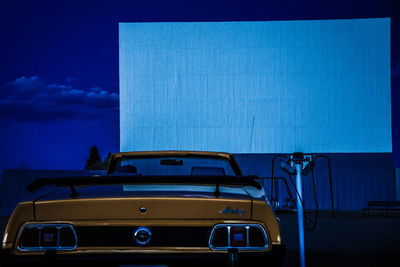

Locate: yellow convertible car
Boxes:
[1,151,285,266]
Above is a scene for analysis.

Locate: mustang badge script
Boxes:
[219,206,246,216]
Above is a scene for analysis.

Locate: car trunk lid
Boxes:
[34,184,252,220]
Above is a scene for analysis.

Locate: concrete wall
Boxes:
[236,153,394,211]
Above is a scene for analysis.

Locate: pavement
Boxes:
[280,210,400,267]
[1,211,400,267]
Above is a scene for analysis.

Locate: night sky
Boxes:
[0,0,399,174]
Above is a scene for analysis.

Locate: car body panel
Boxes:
[1,151,285,266]
[34,197,252,221]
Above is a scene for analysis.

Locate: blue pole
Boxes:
[295,163,306,267]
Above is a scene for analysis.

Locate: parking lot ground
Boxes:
[280,210,400,267]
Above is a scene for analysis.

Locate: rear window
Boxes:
[112,157,236,176]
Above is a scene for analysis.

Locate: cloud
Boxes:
[0,76,119,122]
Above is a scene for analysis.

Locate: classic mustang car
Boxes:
[1,151,285,266]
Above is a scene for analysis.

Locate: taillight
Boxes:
[18,226,39,248]
[18,224,77,251]
[59,226,76,247]
[249,226,266,247]
[230,227,247,247]
[209,224,268,251]
[41,226,58,247]
[211,227,228,248]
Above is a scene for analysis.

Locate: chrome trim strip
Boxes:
[17,223,77,251]
[245,226,250,247]
[209,223,269,251]
[56,225,61,247]
[227,226,231,247]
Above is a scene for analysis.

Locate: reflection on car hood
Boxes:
[122,184,250,198]
[33,183,265,202]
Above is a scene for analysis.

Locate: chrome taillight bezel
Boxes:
[17,223,77,251]
[209,223,269,251]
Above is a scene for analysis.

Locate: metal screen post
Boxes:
[295,163,306,267]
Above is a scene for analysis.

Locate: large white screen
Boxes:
[119,19,391,153]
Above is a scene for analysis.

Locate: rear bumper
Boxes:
[1,245,285,266]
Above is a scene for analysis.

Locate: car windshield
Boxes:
[113,157,236,176]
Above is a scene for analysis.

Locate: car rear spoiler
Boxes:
[27,175,262,197]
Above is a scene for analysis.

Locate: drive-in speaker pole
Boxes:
[293,153,306,267]
[280,152,309,267]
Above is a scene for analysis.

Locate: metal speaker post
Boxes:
[293,152,306,267]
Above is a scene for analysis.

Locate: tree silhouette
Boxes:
[85,145,103,170]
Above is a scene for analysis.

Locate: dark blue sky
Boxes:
[0,0,399,173]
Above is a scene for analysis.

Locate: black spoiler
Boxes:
[27,175,262,197]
